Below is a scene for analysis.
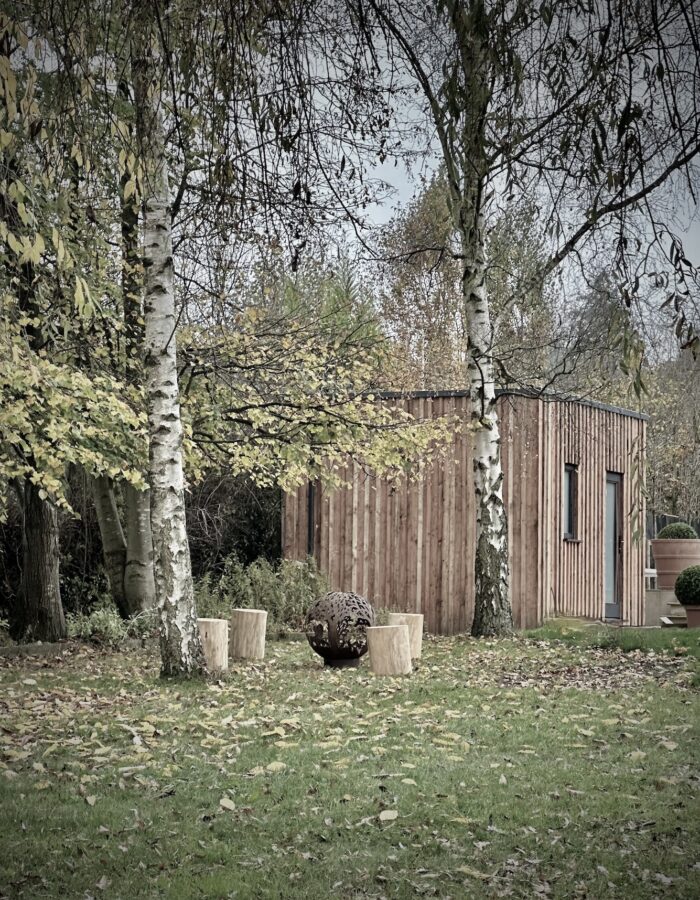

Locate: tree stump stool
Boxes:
[197,618,229,671]
[387,613,424,659]
[230,608,267,660]
[367,624,412,675]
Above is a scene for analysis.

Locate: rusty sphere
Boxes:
[305,591,375,667]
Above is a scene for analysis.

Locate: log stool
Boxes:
[197,618,229,671]
[230,608,267,660]
[387,612,424,660]
[367,624,412,675]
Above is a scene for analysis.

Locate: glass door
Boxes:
[605,473,622,619]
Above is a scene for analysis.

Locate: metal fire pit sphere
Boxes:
[305,591,375,668]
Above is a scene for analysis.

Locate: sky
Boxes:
[366,158,700,269]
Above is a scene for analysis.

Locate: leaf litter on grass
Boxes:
[0,635,698,898]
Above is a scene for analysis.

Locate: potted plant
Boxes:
[650,523,700,590]
[674,565,700,628]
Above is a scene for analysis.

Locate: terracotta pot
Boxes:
[684,605,700,629]
[650,539,700,590]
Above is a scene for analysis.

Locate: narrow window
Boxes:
[563,464,578,540]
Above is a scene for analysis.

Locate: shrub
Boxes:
[194,554,328,631]
[126,608,159,640]
[66,603,127,647]
[66,600,158,646]
[656,522,698,539]
[675,565,700,606]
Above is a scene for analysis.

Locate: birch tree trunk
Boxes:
[460,208,513,637]
[134,32,205,676]
[443,4,513,637]
[20,480,66,641]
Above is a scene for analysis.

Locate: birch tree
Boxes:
[360,0,700,635]
[130,13,205,676]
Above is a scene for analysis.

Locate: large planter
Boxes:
[685,606,700,629]
[650,539,700,590]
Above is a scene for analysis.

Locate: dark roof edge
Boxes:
[371,387,649,421]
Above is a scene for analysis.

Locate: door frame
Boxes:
[605,472,623,620]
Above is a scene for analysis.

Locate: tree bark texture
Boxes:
[20,480,66,641]
[123,483,156,613]
[439,6,513,637]
[134,34,205,676]
[91,477,155,617]
[91,475,128,616]
[461,210,513,638]
[119,71,155,617]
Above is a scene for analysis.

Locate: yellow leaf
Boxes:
[379,809,398,822]
[456,865,493,880]
[75,278,85,312]
[7,231,22,255]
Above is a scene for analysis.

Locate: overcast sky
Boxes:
[366,158,700,269]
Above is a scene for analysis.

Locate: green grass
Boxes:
[1,633,698,899]
[525,619,700,659]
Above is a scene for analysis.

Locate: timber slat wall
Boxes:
[554,400,646,625]
[283,393,646,632]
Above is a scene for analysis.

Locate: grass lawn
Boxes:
[1,627,698,899]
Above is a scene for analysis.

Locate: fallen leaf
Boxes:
[379,809,398,822]
[456,865,492,880]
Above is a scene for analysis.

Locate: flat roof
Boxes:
[372,387,649,421]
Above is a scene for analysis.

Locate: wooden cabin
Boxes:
[283,390,647,632]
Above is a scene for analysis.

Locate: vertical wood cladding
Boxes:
[283,393,646,632]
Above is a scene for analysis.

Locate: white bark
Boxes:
[435,8,513,637]
[135,38,204,676]
[460,205,513,637]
